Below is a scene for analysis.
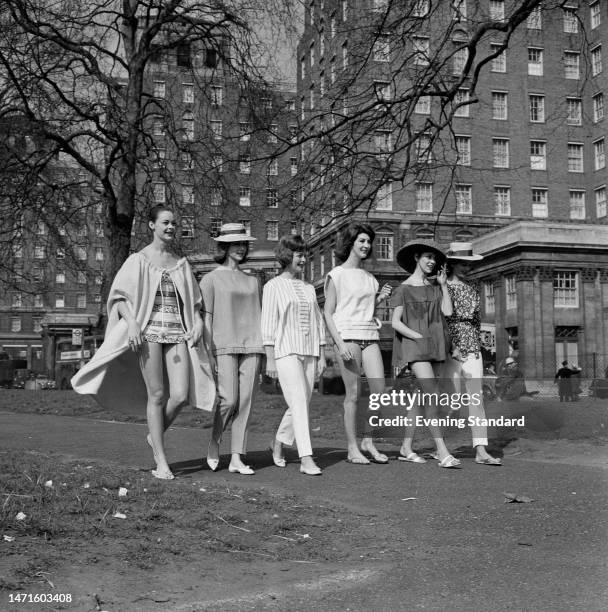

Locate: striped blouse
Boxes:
[261,277,326,359]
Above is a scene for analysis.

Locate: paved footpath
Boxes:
[2,411,608,611]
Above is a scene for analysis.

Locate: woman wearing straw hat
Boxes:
[391,239,461,468]
[442,242,501,465]
[324,222,392,465]
[200,222,264,475]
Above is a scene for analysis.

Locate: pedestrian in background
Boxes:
[262,235,326,476]
[72,205,215,480]
[555,360,573,402]
[200,223,263,475]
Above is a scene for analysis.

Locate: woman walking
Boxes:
[72,206,215,480]
[262,235,326,475]
[324,222,392,465]
[391,239,460,468]
[443,242,501,465]
[200,223,263,475]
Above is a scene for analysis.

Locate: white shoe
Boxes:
[228,464,255,475]
[300,465,322,476]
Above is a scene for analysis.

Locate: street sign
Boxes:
[72,328,83,346]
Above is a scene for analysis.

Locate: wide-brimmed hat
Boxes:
[505,357,515,365]
[396,239,446,273]
[214,222,257,242]
[446,241,483,261]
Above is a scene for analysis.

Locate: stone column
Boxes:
[538,266,556,379]
[581,269,598,376]
[516,266,538,378]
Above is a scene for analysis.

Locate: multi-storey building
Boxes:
[297,1,608,377]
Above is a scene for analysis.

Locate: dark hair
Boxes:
[275,234,307,269]
[148,205,173,224]
[334,222,375,262]
[213,241,250,264]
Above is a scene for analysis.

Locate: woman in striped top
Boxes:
[262,235,326,476]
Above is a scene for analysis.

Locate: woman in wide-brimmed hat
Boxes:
[200,223,264,475]
[391,238,461,468]
[442,242,501,465]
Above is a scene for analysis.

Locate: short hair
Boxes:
[562,360,569,366]
[213,241,250,264]
[275,234,307,269]
[148,205,173,224]
[334,222,375,262]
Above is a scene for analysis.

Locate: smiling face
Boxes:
[415,250,437,275]
[351,233,372,260]
[286,250,307,276]
[149,210,176,242]
[226,241,249,263]
[451,259,473,279]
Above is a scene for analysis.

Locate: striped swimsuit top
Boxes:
[143,270,187,344]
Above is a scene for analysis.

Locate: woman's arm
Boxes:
[116,300,143,351]
[436,265,453,317]
[391,305,423,339]
[323,277,353,361]
[202,312,217,374]
[261,283,279,377]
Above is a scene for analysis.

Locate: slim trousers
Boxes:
[441,353,488,447]
[212,353,261,454]
[275,355,316,458]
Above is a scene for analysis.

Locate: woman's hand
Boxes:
[436,264,448,286]
[315,351,326,381]
[451,347,465,362]
[266,356,278,379]
[127,322,143,352]
[338,341,354,361]
[187,318,203,348]
[408,331,424,340]
[377,283,392,303]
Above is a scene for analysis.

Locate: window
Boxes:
[594,138,606,170]
[342,0,348,21]
[453,47,468,75]
[211,85,223,106]
[452,0,467,20]
[267,159,278,176]
[374,80,392,101]
[455,184,472,214]
[591,46,603,76]
[290,157,298,176]
[413,37,429,66]
[55,294,65,308]
[239,122,251,142]
[416,134,432,163]
[240,220,252,236]
[492,91,508,120]
[567,143,584,173]
[415,96,431,114]
[239,187,251,207]
[181,216,194,239]
[12,292,22,308]
[153,182,166,203]
[210,120,222,140]
[530,141,546,170]
[375,182,393,210]
[77,271,86,284]
[153,80,165,99]
[55,247,64,260]
[268,124,278,144]
[593,93,604,122]
[181,151,193,171]
[566,98,582,125]
[342,42,348,69]
[527,6,541,29]
[212,155,223,173]
[176,42,191,68]
[210,218,222,237]
[34,245,45,259]
[529,95,544,122]
[490,44,506,72]
[93,294,102,304]
[494,186,511,216]
[455,135,471,165]
[569,190,585,220]
[416,183,433,212]
[376,235,394,261]
[310,42,315,68]
[33,315,43,331]
[554,272,578,308]
[528,47,543,76]
[76,245,87,261]
[183,83,194,104]
[505,275,517,310]
[288,125,298,143]
[374,130,393,153]
[266,188,278,208]
[300,56,306,79]
[56,270,65,284]
[211,189,222,207]
[94,274,103,286]
[484,282,495,314]
[285,99,295,111]
[330,57,336,83]
[239,155,251,174]
[290,221,298,235]
[412,0,429,17]
[262,97,272,111]
[331,14,336,38]
[373,37,390,62]
[591,2,601,29]
[596,187,607,218]
[564,51,580,79]
[563,8,578,33]
[266,221,279,241]
[493,138,509,168]
[77,294,87,309]
[153,147,165,169]
[309,86,315,110]
[95,247,104,261]
[490,0,504,21]
[10,316,21,332]
[153,115,165,136]
[454,88,470,117]
[532,188,548,217]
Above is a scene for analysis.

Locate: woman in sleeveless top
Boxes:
[324,223,392,465]
[443,242,501,465]
[391,239,460,468]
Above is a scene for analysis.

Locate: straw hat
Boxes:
[213,222,257,242]
[396,239,446,273]
[446,241,483,261]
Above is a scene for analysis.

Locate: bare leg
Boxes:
[163,343,190,429]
